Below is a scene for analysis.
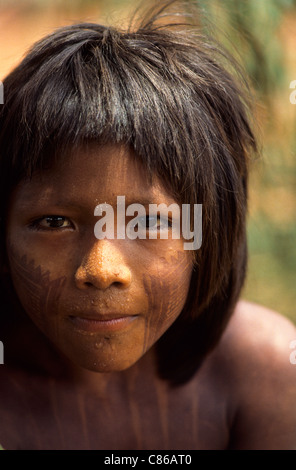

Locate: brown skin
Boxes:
[0,144,296,450]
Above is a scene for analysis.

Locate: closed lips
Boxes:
[68,314,138,332]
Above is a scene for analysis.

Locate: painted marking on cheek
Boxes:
[8,248,67,323]
[142,251,192,353]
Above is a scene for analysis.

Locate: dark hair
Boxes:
[0,1,257,385]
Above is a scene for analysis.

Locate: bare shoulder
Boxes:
[213,300,296,449]
[221,299,296,357]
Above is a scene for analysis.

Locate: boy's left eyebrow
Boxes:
[116,197,164,206]
[117,195,179,206]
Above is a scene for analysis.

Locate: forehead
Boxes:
[10,144,176,207]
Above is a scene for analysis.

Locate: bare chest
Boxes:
[0,367,230,450]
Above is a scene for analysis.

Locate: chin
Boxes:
[66,349,143,374]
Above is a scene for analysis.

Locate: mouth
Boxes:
[68,313,139,333]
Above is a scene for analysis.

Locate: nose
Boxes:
[74,239,132,290]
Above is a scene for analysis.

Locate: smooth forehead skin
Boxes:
[5,143,193,374]
[11,144,176,211]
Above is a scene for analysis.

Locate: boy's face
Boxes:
[6,144,193,373]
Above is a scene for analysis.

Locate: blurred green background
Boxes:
[0,0,295,323]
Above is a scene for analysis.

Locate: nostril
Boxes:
[113,281,123,288]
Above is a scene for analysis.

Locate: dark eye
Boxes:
[138,215,158,229]
[137,215,171,231]
[30,216,73,231]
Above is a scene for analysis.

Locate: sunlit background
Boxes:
[0,0,295,323]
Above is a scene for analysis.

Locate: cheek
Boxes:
[142,251,192,352]
[7,246,67,330]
